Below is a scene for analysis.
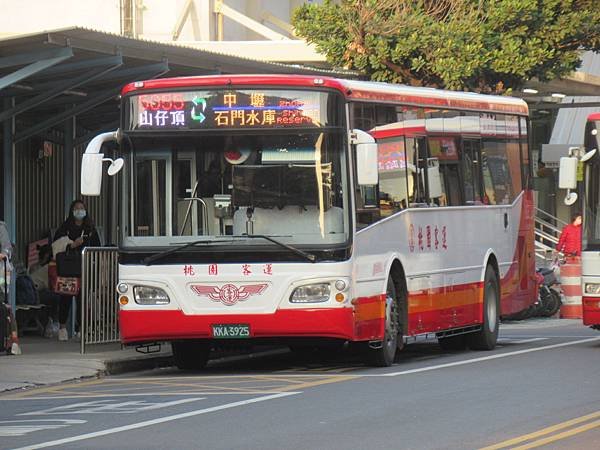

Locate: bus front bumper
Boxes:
[582,297,600,327]
[119,302,385,344]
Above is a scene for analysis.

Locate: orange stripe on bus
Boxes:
[408,283,483,314]
[352,295,386,322]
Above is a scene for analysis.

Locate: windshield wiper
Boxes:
[142,239,218,265]
[142,234,316,266]
[232,234,316,263]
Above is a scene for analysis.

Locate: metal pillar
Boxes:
[64,115,75,213]
[2,97,16,311]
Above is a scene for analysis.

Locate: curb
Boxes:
[103,353,173,375]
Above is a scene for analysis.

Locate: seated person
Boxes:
[29,244,60,321]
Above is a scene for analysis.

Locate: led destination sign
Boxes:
[128,89,336,131]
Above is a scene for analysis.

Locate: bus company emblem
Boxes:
[190,283,268,306]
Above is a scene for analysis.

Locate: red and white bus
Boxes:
[81,75,536,367]
[578,113,600,329]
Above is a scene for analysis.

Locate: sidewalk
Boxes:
[0,336,172,392]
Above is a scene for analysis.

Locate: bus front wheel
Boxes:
[365,277,401,367]
[468,265,500,350]
[172,340,210,370]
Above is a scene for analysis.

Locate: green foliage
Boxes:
[292,0,600,94]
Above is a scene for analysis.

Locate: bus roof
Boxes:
[122,74,529,116]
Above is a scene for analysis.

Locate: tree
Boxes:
[292,0,600,94]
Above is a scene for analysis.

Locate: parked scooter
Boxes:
[534,267,562,317]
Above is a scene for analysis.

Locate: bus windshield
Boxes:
[121,131,350,249]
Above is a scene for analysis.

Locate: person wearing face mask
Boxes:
[53,200,100,341]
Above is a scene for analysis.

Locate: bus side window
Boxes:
[408,137,429,205]
[519,116,531,190]
[441,164,461,206]
[414,137,429,205]
[481,151,497,205]
[482,139,514,205]
[461,139,484,205]
[428,137,459,206]
[378,138,409,215]
[355,185,380,229]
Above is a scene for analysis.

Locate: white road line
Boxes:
[18,398,204,416]
[3,393,287,400]
[9,392,299,450]
[377,337,600,377]
[500,335,597,339]
[498,338,548,344]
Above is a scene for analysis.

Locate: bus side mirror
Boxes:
[81,153,104,196]
[351,129,378,186]
[80,131,121,196]
[558,156,577,190]
[559,156,578,205]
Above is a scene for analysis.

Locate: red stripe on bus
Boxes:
[582,297,600,326]
[348,89,528,115]
[122,75,348,95]
[119,308,355,343]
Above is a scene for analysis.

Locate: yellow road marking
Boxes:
[2,391,298,400]
[276,375,357,391]
[480,410,600,450]
[511,419,600,449]
[243,375,315,385]
[115,374,350,380]
[1,374,356,400]
[114,378,309,393]
[92,378,289,391]
[1,378,105,399]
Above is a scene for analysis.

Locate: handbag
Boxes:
[48,261,80,296]
[55,249,82,277]
[54,276,80,296]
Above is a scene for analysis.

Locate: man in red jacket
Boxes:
[557,213,582,256]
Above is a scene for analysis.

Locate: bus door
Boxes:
[461,139,484,204]
[132,151,173,237]
[405,136,429,205]
[176,151,199,236]
[439,161,461,206]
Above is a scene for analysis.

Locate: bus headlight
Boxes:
[290,283,330,303]
[133,286,170,305]
[585,283,600,294]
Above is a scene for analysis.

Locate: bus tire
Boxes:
[438,334,467,351]
[468,265,500,350]
[365,276,401,367]
[172,340,210,370]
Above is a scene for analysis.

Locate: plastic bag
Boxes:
[44,318,59,338]
[51,236,72,258]
[550,254,563,282]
